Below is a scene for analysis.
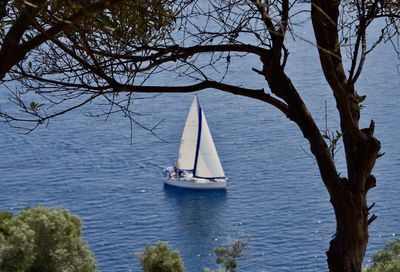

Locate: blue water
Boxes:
[1,26,399,272]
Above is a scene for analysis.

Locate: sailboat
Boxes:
[164,96,227,190]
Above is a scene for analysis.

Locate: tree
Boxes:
[0,205,97,272]
[204,240,246,272]
[364,239,400,272]
[137,240,244,272]
[0,0,175,81]
[0,0,176,131]
[1,1,399,272]
[137,242,185,272]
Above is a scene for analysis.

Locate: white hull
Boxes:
[164,178,227,190]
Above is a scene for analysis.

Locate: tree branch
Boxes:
[311,0,363,143]
[0,0,9,21]
[116,80,290,117]
[0,0,121,80]
[20,0,122,55]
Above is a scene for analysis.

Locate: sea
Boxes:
[1,19,399,272]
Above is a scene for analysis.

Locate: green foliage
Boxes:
[28,101,44,115]
[0,211,12,233]
[137,241,246,272]
[138,241,184,272]
[37,0,173,42]
[203,268,227,272]
[0,205,97,272]
[204,240,246,272]
[1,0,175,52]
[364,239,400,272]
[105,0,175,43]
[215,240,245,272]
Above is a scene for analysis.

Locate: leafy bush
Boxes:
[0,206,97,272]
[364,239,400,272]
[205,240,245,272]
[138,241,184,272]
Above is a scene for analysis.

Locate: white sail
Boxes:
[164,95,227,189]
[194,109,225,178]
[176,97,199,170]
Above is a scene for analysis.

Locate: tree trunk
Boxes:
[327,187,368,272]
[324,134,379,272]
[259,52,376,271]
[310,1,381,270]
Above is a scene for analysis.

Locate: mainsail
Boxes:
[176,96,225,179]
[176,97,199,170]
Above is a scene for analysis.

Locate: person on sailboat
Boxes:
[164,166,176,179]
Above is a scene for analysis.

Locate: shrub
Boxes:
[138,241,184,272]
[364,239,400,272]
[0,206,97,272]
[204,240,246,272]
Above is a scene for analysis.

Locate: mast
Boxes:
[193,96,202,176]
